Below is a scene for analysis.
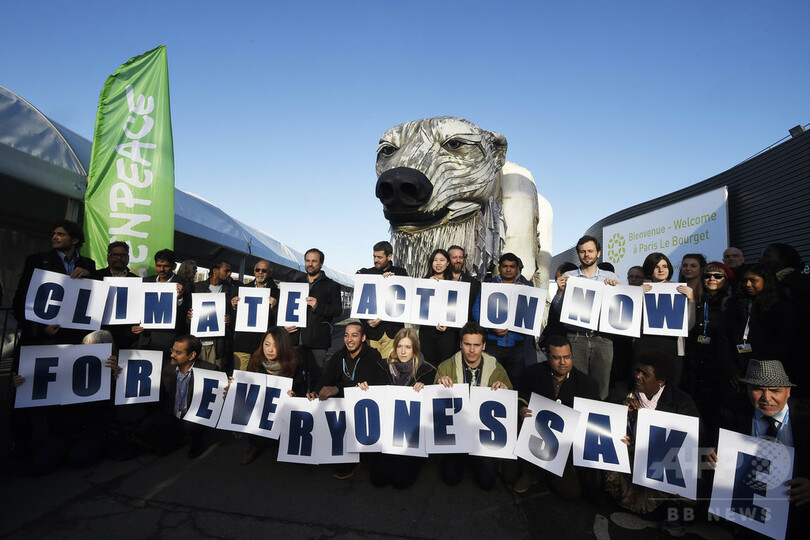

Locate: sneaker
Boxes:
[609,512,656,530]
[241,445,261,465]
[333,462,361,480]
[661,521,687,537]
[513,472,539,493]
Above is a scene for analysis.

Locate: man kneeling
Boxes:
[435,321,511,490]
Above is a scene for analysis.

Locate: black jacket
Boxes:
[315,344,386,397]
[295,272,342,349]
[722,398,809,478]
[12,249,96,346]
[160,359,219,417]
[135,273,190,352]
[232,280,281,354]
[519,362,600,408]
[92,268,140,349]
[357,262,408,341]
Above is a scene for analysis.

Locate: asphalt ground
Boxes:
[0,318,737,539]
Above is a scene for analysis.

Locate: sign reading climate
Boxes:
[603,187,728,280]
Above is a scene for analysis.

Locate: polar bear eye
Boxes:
[378,144,398,157]
[442,139,465,151]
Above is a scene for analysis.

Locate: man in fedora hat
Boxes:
[712,359,810,536]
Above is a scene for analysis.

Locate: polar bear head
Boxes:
[375,116,507,231]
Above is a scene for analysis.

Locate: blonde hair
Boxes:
[388,327,421,364]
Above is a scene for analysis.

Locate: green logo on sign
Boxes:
[607,233,626,263]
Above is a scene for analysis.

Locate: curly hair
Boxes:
[634,349,677,385]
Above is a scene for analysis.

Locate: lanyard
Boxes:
[343,356,360,381]
[753,408,789,441]
[742,301,751,343]
[176,370,192,416]
[702,302,709,333]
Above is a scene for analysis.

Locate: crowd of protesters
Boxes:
[6,221,810,538]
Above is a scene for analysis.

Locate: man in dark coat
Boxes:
[513,334,600,497]
[231,259,280,371]
[132,249,190,361]
[92,241,139,350]
[190,259,238,372]
[12,219,96,347]
[715,359,809,537]
[307,321,386,401]
[356,241,407,359]
[288,248,342,388]
[307,321,385,480]
[10,220,98,463]
[136,334,218,458]
[448,245,481,323]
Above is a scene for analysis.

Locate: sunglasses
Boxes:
[703,273,726,280]
[254,268,268,273]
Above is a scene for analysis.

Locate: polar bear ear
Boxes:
[485,130,508,169]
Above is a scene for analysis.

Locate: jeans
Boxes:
[567,332,613,399]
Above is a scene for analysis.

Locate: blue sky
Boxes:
[3,1,808,274]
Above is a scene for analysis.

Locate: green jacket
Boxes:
[434,351,512,389]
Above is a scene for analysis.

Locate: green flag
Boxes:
[84,45,174,277]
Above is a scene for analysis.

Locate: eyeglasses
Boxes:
[254,268,268,273]
[108,252,129,258]
[703,273,726,280]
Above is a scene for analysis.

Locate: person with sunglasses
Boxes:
[682,261,733,434]
[231,260,280,371]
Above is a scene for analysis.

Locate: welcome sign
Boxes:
[602,187,729,280]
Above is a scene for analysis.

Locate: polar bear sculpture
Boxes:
[375,116,552,286]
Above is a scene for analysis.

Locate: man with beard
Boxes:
[287,248,342,388]
[231,259,280,371]
[307,321,385,479]
[132,249,190,359]
[13,220,96,347]
[10,220,96,464]
[550,235,619,399]
[356,241,407,358]
[136,335,218,458]
[473,253,535,389]
[512,335,600,496]
[93,241,139,349]
[448,245,480,321]
[190,259,238,371]
[92,241,138,279]
[435,321,511,490]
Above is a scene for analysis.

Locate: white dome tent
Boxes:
[0,84,353,310]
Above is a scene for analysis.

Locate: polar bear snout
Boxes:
[376,167,444,226]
